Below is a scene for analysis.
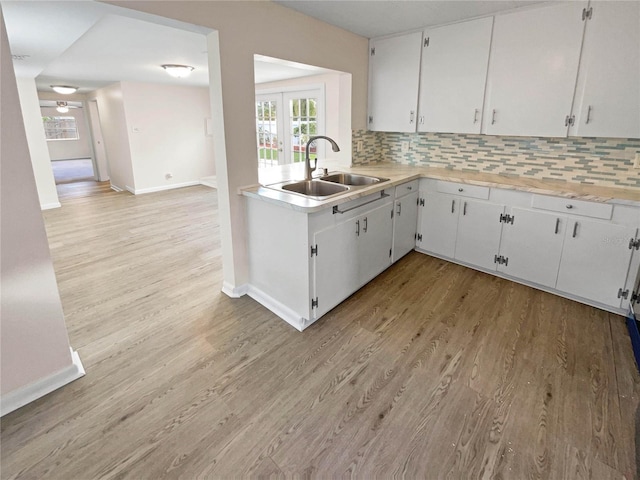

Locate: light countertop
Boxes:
[241,162,640,212]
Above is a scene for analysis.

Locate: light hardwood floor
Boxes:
[1,184,638,479]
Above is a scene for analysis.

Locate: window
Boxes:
[42,116,79,140]
[255,87,324,167]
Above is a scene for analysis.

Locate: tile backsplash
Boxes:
[351,130,640,188]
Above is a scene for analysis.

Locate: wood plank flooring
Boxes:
[1,184,638,479]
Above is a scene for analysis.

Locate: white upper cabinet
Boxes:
[418,17,493,134]
[569,2,640,138]
[482,2,587,137]
[368,31,423,132]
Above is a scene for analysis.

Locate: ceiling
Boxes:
[274,0,546,38]
[2,1,212,93]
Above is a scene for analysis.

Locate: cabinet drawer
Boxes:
[436,181,489,200]
[395,179,419,198]
[531,194,613,220]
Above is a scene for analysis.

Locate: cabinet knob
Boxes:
[458,188,463,192]
[566,204,573,209]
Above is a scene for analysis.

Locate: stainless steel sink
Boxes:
[281,180,349,197]
[320,172,389,186]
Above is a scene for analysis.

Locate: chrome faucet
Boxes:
[305,135,340,181]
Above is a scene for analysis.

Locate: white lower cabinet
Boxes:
[415,179,639,315]
[312,194,394,320]
[496,207,566,288]
[418,192,459,258]
[455,199,505,271]
[246,190,394,330]
[417,185,503,271]
[392,182,419,262]
[556,220,638,308]
[313,217,360,319]
[392,193,419,262]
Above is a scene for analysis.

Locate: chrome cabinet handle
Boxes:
[572,222,578,238]
[451,200,455,213]
[473,109,479,124]
[586,105,592,124]
[396,202,402,216]
[463,202,467,216]
[566,204,573,209]
[491,109,497,125]
[419,116,424,125]
[363,217,368,233]
[555,218,560,234]
[356,220,360,236]
[409,111,415,124]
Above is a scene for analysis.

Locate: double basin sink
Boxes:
[268,172,390,200]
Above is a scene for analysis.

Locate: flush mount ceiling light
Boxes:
[161,64,194,78]
[56,101,69,113]
[51,85,78,95]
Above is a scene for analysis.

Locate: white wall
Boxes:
[120,81,215,193]
[1,9,83,413]
[93,82,135,191]
[41,105,92,161]
[113,1,369,293]
[14,77,60,209]
[255,72,353,167]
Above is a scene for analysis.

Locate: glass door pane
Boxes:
[285,95,319,163]
[255,94,284,168]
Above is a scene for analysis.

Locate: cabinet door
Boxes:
[418,17,493,134]
[392,191,419,262]
[569,2,640,138]
[497,208,565,288]
[313,218,360,319]
[483,2,586,137]
[556,221,637,308]
[368,32,422,132]
[417,193,459,258]
[358,201,394,285]
[455,199,505,271]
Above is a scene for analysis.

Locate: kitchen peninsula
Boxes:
[243,163,640,330]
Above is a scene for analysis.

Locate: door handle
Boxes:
[356,220,360,237]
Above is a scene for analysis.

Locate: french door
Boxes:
[255,87,324,167]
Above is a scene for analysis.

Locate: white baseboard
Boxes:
[221,281,249,298]
[246,285,307,332]
[110,184,123,192]
[41,202,61,210]
[132,181,201,195]
[200,176,217,189]
[125,185,136,194]
[1,349,85,417]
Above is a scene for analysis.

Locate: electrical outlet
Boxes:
[401,141,410,153]
[634,152,640,169]
[357,140,364,152]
